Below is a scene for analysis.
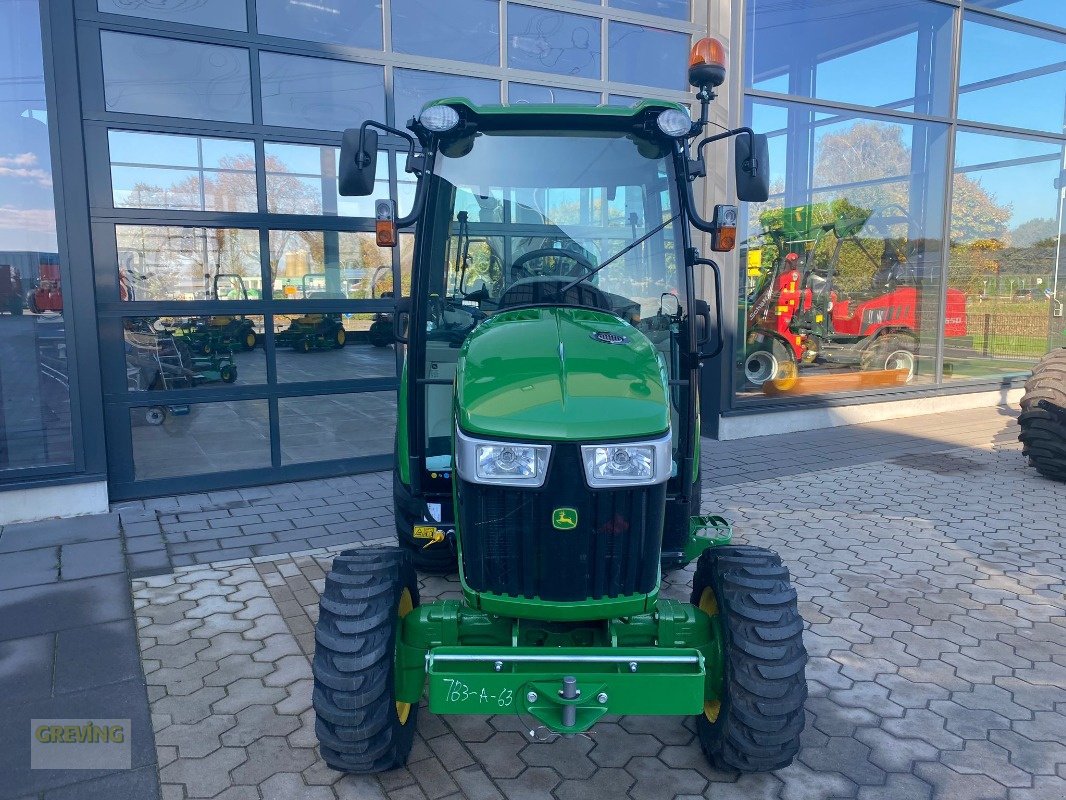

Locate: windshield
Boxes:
[418,130,688,469]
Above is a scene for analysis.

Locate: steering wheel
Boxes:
[511,247,595,281]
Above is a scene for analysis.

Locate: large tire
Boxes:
[690,546,807,773]
[312,548,420,773]
[1020,349,1066,412]
[1028,347,1066,381]
[862,334,916,382]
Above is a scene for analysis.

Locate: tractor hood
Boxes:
[455,307,669,442]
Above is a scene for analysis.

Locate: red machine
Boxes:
[744,206,969,386]
[0,265,24,315]
[28,262,62,313]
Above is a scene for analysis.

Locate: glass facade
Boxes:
[74,0,697,496]
[0,0,73,473]
[737,0,1066,404]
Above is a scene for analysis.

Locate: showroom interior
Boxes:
[1,0,1063,518]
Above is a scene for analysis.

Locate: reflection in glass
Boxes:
[279,392,395,464]
[507,4,601,79]
[109,131,257,212]
[607,94,642,106]
[958,14,1066,135]
[508,83,600,104]
[737,100,950,400]
[101,32,252,122]
[97,0,248,31]
[124,316,266,390]
[393,69,499,126]
[946,129,1065,379]
[745,0,954,116]
[116,226,261,302]
[260,53,385,131]
[392,0,499,66]
[607,21,688,90]
[968,1,1066,30]
[269,231,394,300]
[255,0,382,49]
[130,400,270,480]
[264,142,388,217]
[0,0,73,471]
[274,313,397,382]
[609,0,688,21]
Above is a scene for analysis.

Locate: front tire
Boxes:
[691,546,807,772]
[312,548,420,773]
[1018,349,1066,482]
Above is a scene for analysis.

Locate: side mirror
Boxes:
[735,133,770,203]
[339,127,379,197]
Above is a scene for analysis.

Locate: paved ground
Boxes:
[129,410,1066,800]
[3,404,1064,799]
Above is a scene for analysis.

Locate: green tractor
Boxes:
[313,38,807,774]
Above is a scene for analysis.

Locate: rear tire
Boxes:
[1018,350,1066,482]
[862,334,916,382]
[690,546,807,773]
[312,547,420,773]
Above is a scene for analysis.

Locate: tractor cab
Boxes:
[310,38,808,778]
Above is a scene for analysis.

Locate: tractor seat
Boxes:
[497,277,612,313]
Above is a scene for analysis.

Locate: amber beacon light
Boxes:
[688,37,726,89]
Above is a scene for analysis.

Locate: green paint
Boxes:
[682,515,734,564]
[396,357,410,486]
[463,585,657,622]
[456,308,669,442]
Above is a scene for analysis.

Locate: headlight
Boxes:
[581,433,672,488]
[656,108,692,138]
[419,105,460,132]
[456,429,551,487]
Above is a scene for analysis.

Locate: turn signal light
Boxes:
[375,199,397,247]
[688,37,726,88]
[711,204,737,252]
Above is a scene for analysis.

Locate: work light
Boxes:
[656,108,692,138]
[581,433,672,488]
[419,105,460,132]
[456,429,551,487]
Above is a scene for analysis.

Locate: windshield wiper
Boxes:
[560,212,681,294]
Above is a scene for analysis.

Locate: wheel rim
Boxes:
[885,350,915,381]
[698,588,722,723]
[336,328,346,346]
[245,332,256,349]
[744,350,778,385]
[771,360,800,392]
[395,588,414,725]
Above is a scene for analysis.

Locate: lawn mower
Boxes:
[275,313,347,352]
[312,38,807,774]
[744,204,969,388]
[172,274,259,354]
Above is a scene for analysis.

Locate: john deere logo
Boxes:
[552,508,578,530]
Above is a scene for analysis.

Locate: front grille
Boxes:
[457,445,665,601]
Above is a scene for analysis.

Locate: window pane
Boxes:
[507,4,601,79]
[737,99,950,402]
[130,400,269,480]
[116,226,261,302]
[255,0,382,49]
[268,231,395,300]
[609,0,688,21]
[968,1,1066,29]
[958,14,1066,135]
[265,142,388,217]
[274,312,396,382]
[607,94,641,106]
[124,315,266,390]
[260,53,384,131]
[279,391,395,464]
[393,69,499,126]
[0,0,73,471]
[109,131,258,212]
[101,32,251,122]
[392,0,499,65]
[746,0,954,116]
[945,129,1065,380]
[608,21,688,90]
[97,0,248,31]
[508,83,600,104]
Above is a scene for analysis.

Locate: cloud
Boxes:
[0,206,57,234]
[0,153,52,186]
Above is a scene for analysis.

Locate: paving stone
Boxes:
[155,714,239,758]
[158,745,248,798]
[914,762,1015,800]
[54,618,142,693]
[0,574,131,639]
[230,736,318,785]
[0,546,59,588]
[0,633,54,705]
[220,704,301,747]
[519,734,596,778]
[61,538,125,579]
[625,755,708,800]
[210,678,288,714]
